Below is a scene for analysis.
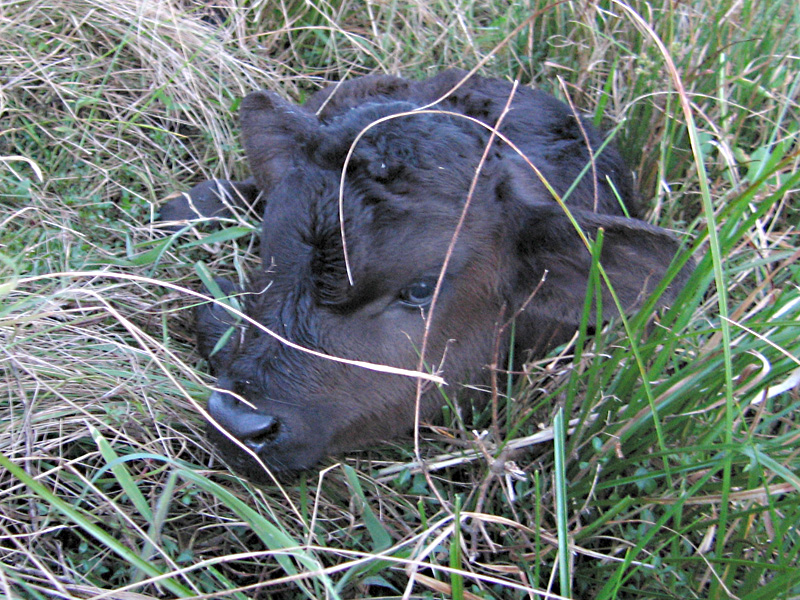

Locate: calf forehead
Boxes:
[260,148,499,262]
[261,179,487,290]
[249,204,499,356]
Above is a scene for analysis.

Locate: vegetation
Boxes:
[1,0,798,598]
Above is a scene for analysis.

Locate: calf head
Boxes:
[184,73,692,479]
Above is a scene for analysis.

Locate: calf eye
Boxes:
[399,279,436,308]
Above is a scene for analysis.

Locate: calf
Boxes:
[160,70,692,479]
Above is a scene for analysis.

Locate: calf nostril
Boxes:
[244,417,281,450]
[207,389,281,449]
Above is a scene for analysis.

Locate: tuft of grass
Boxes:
[1,0,799,599]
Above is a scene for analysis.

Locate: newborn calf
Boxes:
[161,70,691,479]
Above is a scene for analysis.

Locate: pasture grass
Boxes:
[1,0,798,598]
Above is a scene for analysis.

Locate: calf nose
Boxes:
[207,389,281,452]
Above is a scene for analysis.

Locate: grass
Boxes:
[1,0,798,598]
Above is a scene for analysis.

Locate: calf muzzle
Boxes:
[207,384,282,453]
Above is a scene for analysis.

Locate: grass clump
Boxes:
[1,0,799,599]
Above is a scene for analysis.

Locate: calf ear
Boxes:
[514,204,693,328]
[240,91,319,192]
[158,178,259,230]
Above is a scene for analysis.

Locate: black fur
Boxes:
[160,70,692,480]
